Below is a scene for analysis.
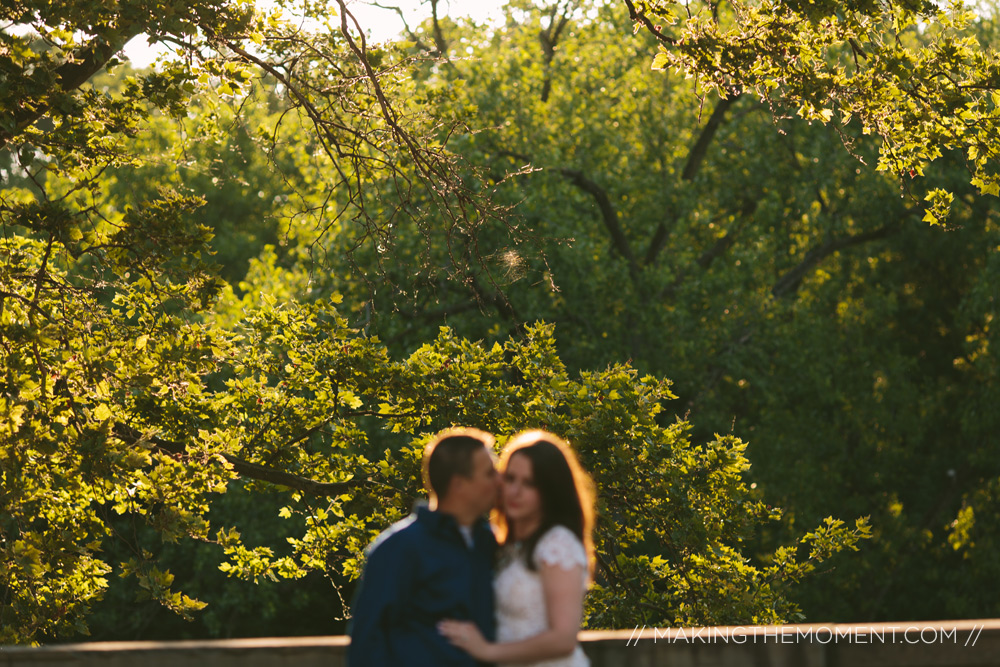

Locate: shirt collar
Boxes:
[413,500,491,541]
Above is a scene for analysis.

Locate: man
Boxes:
[348,427,499,666]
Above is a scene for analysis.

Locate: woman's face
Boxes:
[501,452,542,527]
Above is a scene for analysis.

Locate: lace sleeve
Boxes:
[535,525,587,570]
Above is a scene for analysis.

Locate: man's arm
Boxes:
[347,535,413,667]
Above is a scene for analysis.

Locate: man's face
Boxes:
[457,447,499,516]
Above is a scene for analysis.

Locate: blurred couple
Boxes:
[348,427,595,667]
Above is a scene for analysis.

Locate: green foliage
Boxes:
[631,0,1000,222]
[340,0,1000,624]
[0,234,869,642]
[10,0,1000,646]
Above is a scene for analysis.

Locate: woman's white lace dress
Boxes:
[494,525,590,667]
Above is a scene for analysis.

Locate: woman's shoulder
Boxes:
[535,524,587,570]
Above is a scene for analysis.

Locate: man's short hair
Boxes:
[422,427,495,500]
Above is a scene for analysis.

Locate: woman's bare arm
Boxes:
[439,561,585,663]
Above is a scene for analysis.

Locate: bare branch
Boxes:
[371,1,434,52]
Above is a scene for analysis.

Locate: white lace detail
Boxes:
[494,526,589,667]
[534,525,588,571]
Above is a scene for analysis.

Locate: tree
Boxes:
[319,0,1000,622]
[624,0,1000,223]
[0,0,869,645]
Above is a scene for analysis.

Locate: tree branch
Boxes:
[622,0,679,46]
[643,221,671,266]
[492,149,638,282]
[430,0,450,56]
[681,94,740,182]
[0,30,141,152]
[115,425,359,497]
[643,95,740,267]
[656,201,757,300]
[771,225,896,298]
[220,455,358,496]
[539,2,571,103]
[371,2,434,52]
[558,167,639,281]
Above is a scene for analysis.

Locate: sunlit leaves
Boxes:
[0,0,903,644]
[630,0,1000,222]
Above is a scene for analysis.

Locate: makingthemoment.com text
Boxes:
[624,624,985,647]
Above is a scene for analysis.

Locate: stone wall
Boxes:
[2,620,998,667]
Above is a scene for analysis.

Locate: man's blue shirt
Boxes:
[347,503,496,667]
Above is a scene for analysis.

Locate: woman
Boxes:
[438,430,596,666]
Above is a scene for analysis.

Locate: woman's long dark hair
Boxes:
[494,430,596,576]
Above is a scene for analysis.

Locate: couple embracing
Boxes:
[347,427,595,667]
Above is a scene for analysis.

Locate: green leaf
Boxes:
[651,52,670,70]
